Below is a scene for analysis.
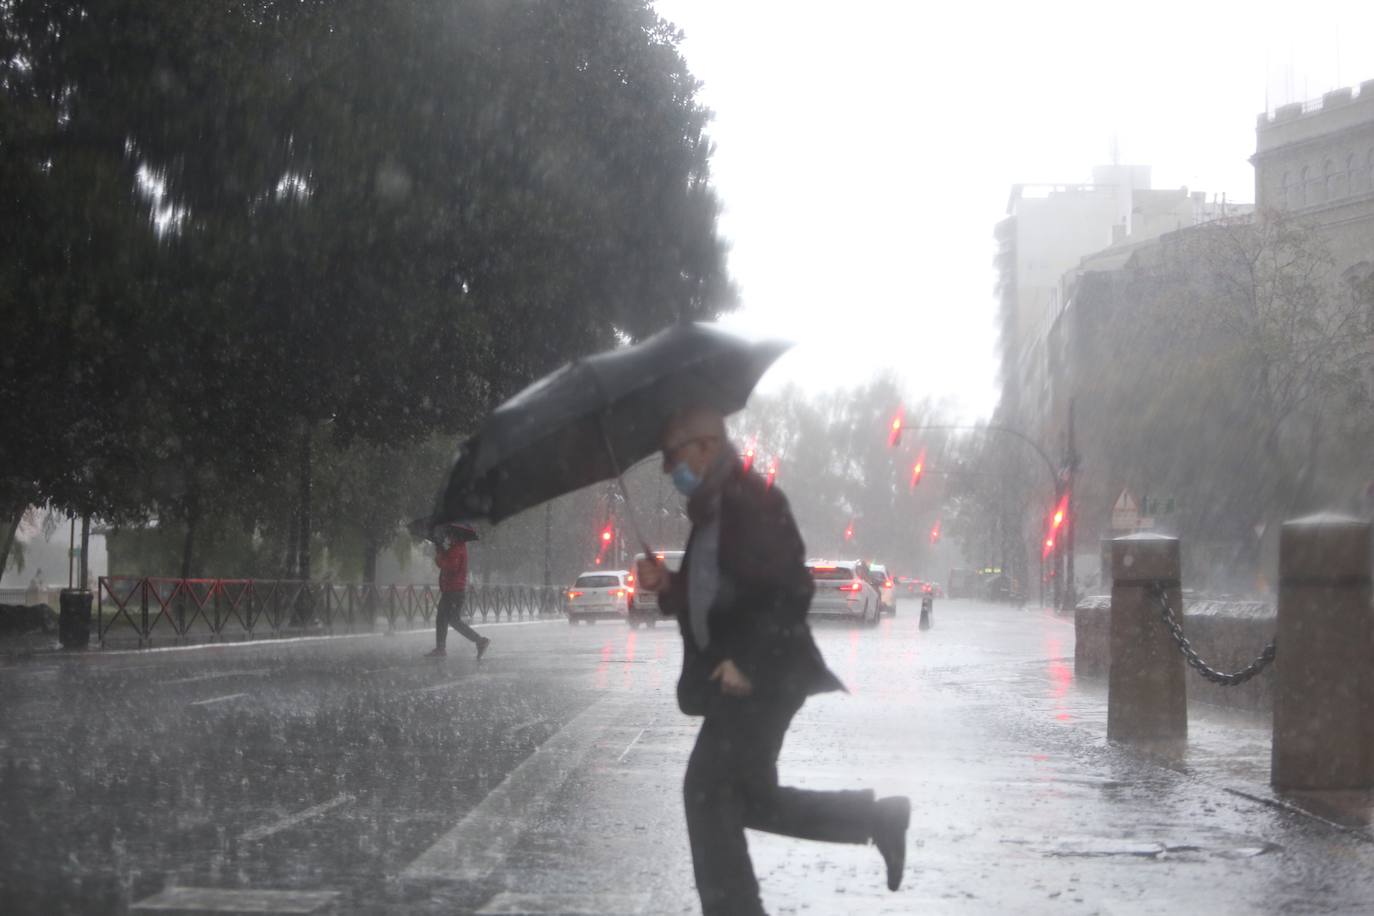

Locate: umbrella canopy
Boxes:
[407,517,478,544]
[435,322,789,525]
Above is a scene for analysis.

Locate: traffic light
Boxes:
[929,519,941,544]
[742,446,756,473]
[887,409,904,447]
[909,447,926,490]
[765,459,778,489]
[1043,493,1069,557]
[844,520,855,542]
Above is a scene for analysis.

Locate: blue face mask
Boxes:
[671,462,702,496]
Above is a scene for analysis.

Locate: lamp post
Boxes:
[907,404,1078,611]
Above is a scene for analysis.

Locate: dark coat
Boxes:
[659,458,844,716]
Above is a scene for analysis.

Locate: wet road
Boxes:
[2,599,1373,914]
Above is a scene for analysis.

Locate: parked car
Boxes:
[565,570,634,624]
[628,549,685,627]
[805,560,880,626]
[867,563,897,614]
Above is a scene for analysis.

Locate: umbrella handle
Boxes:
[596,413,655,558]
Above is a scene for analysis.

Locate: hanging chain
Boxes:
[1146,583,1276,687]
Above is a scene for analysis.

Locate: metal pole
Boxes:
[79,515,90,591]
[543,503,552,588]
[1064,398,1078,612]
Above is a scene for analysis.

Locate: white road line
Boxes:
[188,692,247,707]
[161,668,269,685]
[401,694,633,882]
[99,617,562,656]
[616,716,656,764]
[238,793,355,843]
[131,886,339,913]
[476,892,651,915]
[405,680,466,696]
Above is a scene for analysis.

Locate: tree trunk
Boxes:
[0,498,25,582]
[362,534,379,586]
[79,515,90,591]
[180,504,199,581]
[283,511,299,579]
[297,422,312,582]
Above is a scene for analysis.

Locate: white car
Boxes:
[629,549,685,627]
[805,560,881,626]
[566,570,634,624]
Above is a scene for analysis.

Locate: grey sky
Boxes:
[653,0,1374,420]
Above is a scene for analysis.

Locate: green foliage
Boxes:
[1,0,733,578]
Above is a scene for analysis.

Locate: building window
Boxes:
[1325,159,1342,200]
[1349,154,1364,196]
[1331,158,1349,199]
[1298,166,1310,206]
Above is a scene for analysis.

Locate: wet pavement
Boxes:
[2,600,1373,914]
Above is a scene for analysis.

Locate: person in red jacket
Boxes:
[426,525,490,659]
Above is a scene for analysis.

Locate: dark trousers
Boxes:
[684,692,875,916]
[435,592,480,648]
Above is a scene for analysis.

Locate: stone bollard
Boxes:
[1107,534,1187,748]
[1272,513,1374,790]
[919,594,933,630]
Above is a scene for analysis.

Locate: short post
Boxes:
[1107,534,1186,748]
[919,594,933,630]
[1272,514,1374,790]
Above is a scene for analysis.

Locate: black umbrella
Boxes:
[406,517,478,545]
[434,322,789,534]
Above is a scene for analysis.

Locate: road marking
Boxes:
[238,793,355,843]
[189,692,247,707]
[617,715,656,764]
[161,668,269,685]
[405,680,466,696]
[401,694,633,882]
[98,617,562,656]
[476,892,651,914]
[131,886,339,913]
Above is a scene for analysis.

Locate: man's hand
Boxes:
[636,557,667,593]
[710,659,753,697]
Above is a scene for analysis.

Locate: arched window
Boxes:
[1348,154,1363,196]
[1332,158,1349,198]
[1298,166,1310,206]
[1312,160,1331,203]
[1368,148,1374,192]
[1325,160,1341,200]
[1281,171,1296,209]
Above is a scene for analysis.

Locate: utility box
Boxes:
[59,589,92,649]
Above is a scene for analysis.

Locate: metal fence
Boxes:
[96,576,562,647]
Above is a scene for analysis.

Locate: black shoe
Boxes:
[476,637,491,660]
[873,795,910,891]
[425,647,446,658]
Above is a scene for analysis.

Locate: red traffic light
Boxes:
[765,459,778,489]
[929,519,941,544]
[742,446,756,473]
[887,410,904,447]
[909,447,927,489]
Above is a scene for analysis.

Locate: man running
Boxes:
[636,406,909,914]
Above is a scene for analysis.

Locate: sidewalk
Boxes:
[471,606,1374,914]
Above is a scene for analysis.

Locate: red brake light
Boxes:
[843,581,864,592]
[614,589,625,598]
[568,590,583,598]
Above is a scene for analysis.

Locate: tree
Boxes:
[2,0,735,580]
